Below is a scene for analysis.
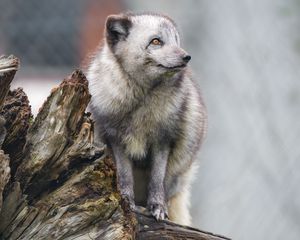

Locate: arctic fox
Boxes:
[87,12,207,225]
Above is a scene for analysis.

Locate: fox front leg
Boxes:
[147,145,169,221]
[110,142,135,210]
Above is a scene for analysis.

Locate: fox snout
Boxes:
[174,48,191,67]
[154,47,192,70]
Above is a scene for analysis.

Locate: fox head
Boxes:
[105,13,191,82]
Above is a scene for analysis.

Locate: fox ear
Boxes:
[105,15,132,48]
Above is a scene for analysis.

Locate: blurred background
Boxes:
[1,0,300,239]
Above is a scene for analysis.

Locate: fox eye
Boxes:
[150,38,162,45]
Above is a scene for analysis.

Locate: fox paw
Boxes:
[147,202,168,221]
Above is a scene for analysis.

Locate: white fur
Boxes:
[87,13,207,225]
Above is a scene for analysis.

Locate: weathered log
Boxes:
[14,70,97,200]
[0,117,5,148]
[0,55,230,240]
[0,88,32,175]
[0,55,19,148]
[0,55,19,109]
[135,211,229,240]
[0,55,19,214]
[0,151,10,212]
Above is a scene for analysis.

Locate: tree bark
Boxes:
[0,55,230,240]
[0,55,19,212]
[0,55,19,109]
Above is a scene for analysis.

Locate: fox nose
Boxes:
[182,55,191,63]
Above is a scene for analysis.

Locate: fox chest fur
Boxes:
[97,76,185,159]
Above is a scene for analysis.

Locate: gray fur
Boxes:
[87,12,207,224]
